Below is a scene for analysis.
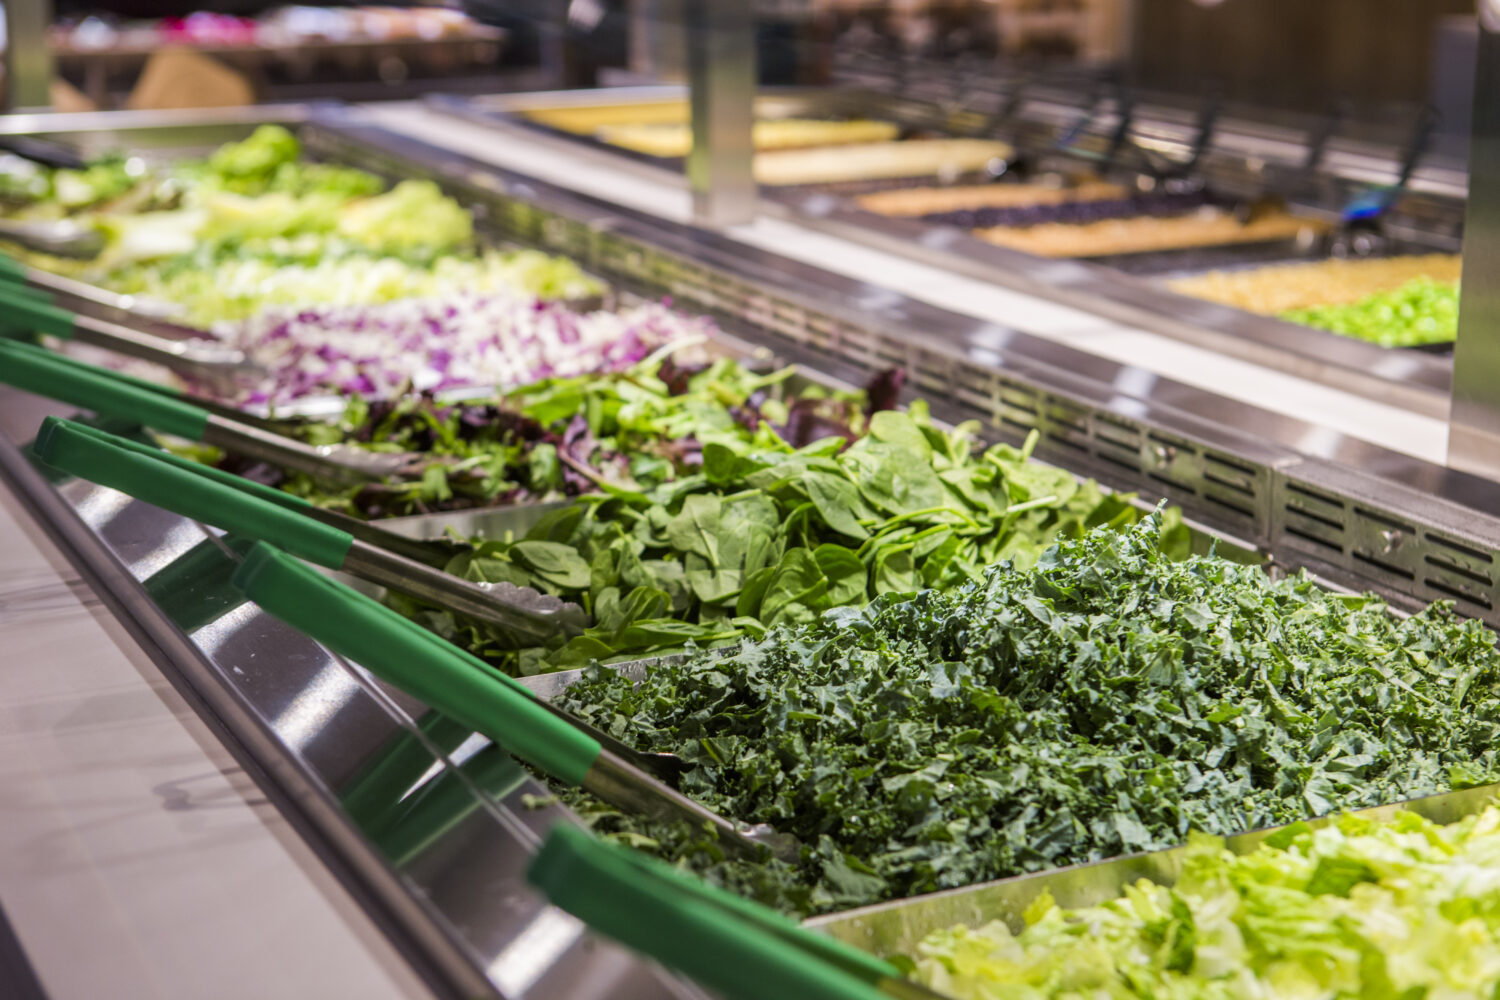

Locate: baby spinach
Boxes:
[426,403,1172,673]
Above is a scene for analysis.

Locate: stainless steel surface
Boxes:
[514,659,655,701]
[68,311,264,387]
[1450,7,1500,480]
[304,507,457,569]
[0,388,709,1000]
[378,501,580,542]
[808,780,1500,961]
[200,414,431,484]
[27,265,186,321]
[0,217,102,257]
[685,1,756,227]
[4,0,53,110]
[584,750,795,861]
[0,442,435,1000]
[341,539,590,645]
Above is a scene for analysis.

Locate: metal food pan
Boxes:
[772,191,1455,413]
[807,780,1500,961]
[1139,244,1460,356]
[506,536,1494,981]
[2,108,613,335]
[431,87,906,175]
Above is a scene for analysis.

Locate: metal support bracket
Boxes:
[684,0,755,228]
[5,0,53,110]
[1449,1,1500,479]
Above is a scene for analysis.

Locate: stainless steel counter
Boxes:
[0,100,1498,999]
[0,411,433,1000]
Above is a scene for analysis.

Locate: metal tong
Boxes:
[221,538,792,861]
[528,824,946,1000]
[0,276,263,391]
[32,416,589,646]
[0,216,106,258]
[0,248,186,320]
[0,338,445,482]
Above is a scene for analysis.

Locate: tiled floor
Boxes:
[0,485,429,999]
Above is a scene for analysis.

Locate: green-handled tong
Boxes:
[52,420,451,568]
[528,824,946,1000]
[226,540,792,861]
[0,337,440,483]
[0,248,186,321]
[0,278,262,389]
[32,416,588,645]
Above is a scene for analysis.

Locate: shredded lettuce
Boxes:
[335,179,473,255]
[913,806,1500,999]
[107,248,601,325]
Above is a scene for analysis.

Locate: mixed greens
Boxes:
[551,512,1500,916]
[1281,276,1459,348]
[456,404,1162,673]
[282,354,1161,672]
[223,355,843,517]
[914,805,1500,999]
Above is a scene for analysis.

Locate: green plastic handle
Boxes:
[0,276,53,305]
[529,825,891,1000]
[231,542,601,787]
[0,282,76,338]
[32,417,354,569]
[53,417,314,513]
[340,711,476,836]
[0,333,189,399]
[533,818,900,987]
[0,337,208,439]
[547,819,901,985]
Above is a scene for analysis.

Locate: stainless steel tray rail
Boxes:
[433,88,1462,415]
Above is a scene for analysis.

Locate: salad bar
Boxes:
[436,85,1467,417]
[5,96,1500,1000]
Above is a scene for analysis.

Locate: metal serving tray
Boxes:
[808,780,1500,962]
